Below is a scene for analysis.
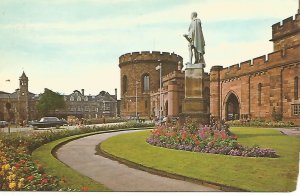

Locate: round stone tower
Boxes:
[119,51,182,118]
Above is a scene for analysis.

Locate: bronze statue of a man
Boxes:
[184,12,205,64]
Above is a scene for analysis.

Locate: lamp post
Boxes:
[133,59,140,121]
[156,60,162,123]
[135,80,138,121]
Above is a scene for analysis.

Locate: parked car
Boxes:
[0,121,8,128]
[29,117,67,129]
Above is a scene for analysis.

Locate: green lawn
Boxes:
[100,127,300,192]
[32,132,110,191]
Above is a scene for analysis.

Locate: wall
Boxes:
[119,51,182,118]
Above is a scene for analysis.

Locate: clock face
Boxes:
[22,92,25,96]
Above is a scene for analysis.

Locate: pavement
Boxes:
[56,130,218,192]
[276,127,300,138]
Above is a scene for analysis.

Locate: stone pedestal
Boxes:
[181,63,210,124]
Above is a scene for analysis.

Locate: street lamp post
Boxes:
[135,80,138,121]
[133,59,140,122]
[156,60,162,123]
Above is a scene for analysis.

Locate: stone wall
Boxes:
[119,51,182,118]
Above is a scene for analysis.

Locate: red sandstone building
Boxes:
[119,6,300,125]
[210,9,300,124]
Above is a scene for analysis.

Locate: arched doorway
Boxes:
[225,93,240,120]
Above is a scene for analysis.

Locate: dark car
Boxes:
[0,121,8,128]
[30,117,67,129]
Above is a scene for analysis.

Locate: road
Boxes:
[56,130,218,191]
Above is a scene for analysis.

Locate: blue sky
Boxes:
[0,0,298,96]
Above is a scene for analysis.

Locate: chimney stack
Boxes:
[81,89,85,95]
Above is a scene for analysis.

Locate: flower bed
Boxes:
[0,122,154,191]
[146,122,278,158]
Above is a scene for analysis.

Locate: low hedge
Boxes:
[225,120,295,128]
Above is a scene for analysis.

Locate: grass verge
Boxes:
[32,131,110,191]
[100,127,300,192]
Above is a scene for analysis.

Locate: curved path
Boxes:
[56,130,218,191]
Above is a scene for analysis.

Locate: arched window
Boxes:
[77,96,81,102]
[258,83,262,105]
[142,74,150,92]
[295,76,299,100]
[70,96,74,101]
[122,75,128,94]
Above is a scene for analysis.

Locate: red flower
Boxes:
[220,130,228,140]
[81,186,89,191]
[41,178,48,184]
[27,175,34,181]
[15,163,21,169]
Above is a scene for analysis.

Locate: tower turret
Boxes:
[18,71,29,122]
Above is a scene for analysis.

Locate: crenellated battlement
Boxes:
[271,14,300,41]
[119,51,183,67]
[210,44,300,80]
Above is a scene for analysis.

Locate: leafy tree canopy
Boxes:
[37,88,66,117]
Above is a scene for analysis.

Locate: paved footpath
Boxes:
[276,127,300,138]
[56,130,218,191]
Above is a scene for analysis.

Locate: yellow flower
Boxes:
[11,166,16,172]
[11,174,16,180]
[18,182,24,189]
[9,182,16,190]
[19,178,24,182]
[4,164,10,170]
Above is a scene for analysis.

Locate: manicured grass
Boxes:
[100,127,300,192]
[32,132,110,191]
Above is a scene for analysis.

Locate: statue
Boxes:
[183,12,205,65]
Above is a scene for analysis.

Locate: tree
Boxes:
[37,88,66,117]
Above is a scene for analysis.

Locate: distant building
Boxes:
[57,89,118,118]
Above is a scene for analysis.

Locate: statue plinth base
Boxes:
[181,97,209,124]
[180,62,210,125]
